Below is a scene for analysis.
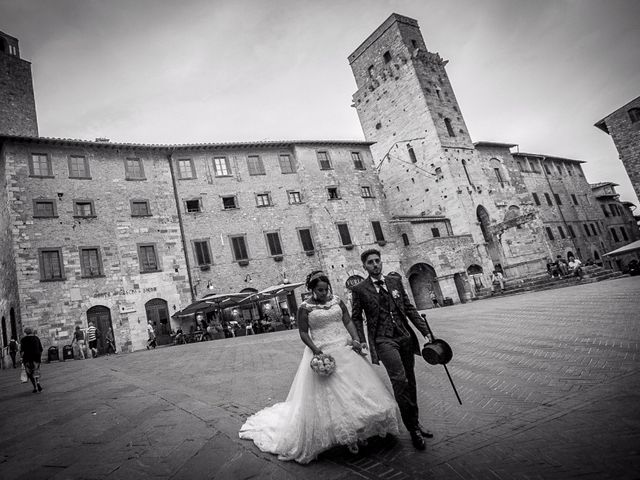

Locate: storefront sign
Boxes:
[93,286,157,299]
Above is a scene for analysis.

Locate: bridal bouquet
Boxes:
[310,353,336,376]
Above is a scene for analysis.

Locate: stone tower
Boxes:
[0,31,38,136]
[349,14,549,276]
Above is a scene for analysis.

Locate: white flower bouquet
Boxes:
[310,353,336,376]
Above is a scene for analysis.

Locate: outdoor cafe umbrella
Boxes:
[173,292,252,318]
[603,239,640,257]
[240,281,305,304]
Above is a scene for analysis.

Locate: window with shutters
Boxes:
[131,200,151,217]
[193,240,212,266]
[371,221,385,242]
[351,152,365,170]
[265,232,283,256]
[33,199,57,218]
[247,155,265,175]
[337,223,353,246]
[68,155,90,178]
[73,200,95,217]
[30,153,53,177]
[138,244,160,272]
[213,156,231,176]
[361,186,373,198]
[39,248,65,281]
[279,154,295,174]
[79,247,103,277]
[298,228,315,253]
[317,151,332,170]
[288,191,302,204]
[255,192,272,207]
[230,235,249,261]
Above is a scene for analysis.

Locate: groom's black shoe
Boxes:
[418,424,434,438]
[410,430,426,450]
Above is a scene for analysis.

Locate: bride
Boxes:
[239,270,399,464]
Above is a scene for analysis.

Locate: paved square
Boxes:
[1,277,639,479]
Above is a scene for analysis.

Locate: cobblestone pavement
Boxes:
[0,277,639,480]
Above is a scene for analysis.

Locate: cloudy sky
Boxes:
[2,0,639,203]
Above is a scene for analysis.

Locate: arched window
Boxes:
[402,233,410,246]
[628,108,640,124]
[444,118,455,137]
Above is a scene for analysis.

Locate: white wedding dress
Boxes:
[239,295,399,464]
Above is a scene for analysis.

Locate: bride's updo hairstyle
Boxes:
[305,270,332,293]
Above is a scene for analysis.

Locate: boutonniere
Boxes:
[392,289,400,298]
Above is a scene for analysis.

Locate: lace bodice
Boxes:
[301,296,347,348]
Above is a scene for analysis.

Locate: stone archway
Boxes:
[145,298,171,344]
[86,306,113,355]
[407,263,440,310]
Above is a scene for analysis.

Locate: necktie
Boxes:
[375,280,387,294]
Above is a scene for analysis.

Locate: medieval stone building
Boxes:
[0,16,637,353]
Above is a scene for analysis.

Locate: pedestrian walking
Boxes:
[9,337,19,368]
[20,327,43,393]
[146,321,157,349]
[429,290,440,308]
[105,329,117,354]
[86,322,99,358]
[72,325,87,359]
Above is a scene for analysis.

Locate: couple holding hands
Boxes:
[240,249,434,463]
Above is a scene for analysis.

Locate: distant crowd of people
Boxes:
[547,254,584,280]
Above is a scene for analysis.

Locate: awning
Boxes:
[173,292,253,318]
[241,282,305,303]
[603,240,640,257]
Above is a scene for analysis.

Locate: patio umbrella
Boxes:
[241,282,305,303]
[173,292,252,318]
[603,239,640,257]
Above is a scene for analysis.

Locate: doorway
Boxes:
[408,263,440,309]
[86,306,113,355]
[145,298,171,344]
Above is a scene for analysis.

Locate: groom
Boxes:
[351,249,433,450]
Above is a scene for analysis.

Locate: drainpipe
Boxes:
[167,151,196,303]
[541,156,578,254]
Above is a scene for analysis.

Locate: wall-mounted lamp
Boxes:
[244,274,252,283]
[207,281,214,290]
[57,192,64,200]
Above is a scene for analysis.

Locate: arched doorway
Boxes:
[453,273,468,303]
[10,308,17,339]
[86,306,113,355]
[145,298,171,344]
[1,316,7,347]
[408,263,440,310]
[466,264,484,295]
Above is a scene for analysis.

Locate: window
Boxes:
[402,233,410,246]
[583,224,590,236]
[68,155,90,178]
[39,248,64,281]
[73,200,95,217]
[557,226,566,239]
[609,204,617,216]
[431,227,441,238]
[610,228,619,242]
[279,154,295,174]
[556,163,563,175]
[629,108,640,123]
[367,65,374,77]
[256,192,272,207]
[79,247,103,277]
[566,163,573,176]
[317,151,332,170]
[444,118,455,137]
[286,191,302,204]
[125,158,145,180]
[494,168,504,186]
[529,159,540,173]
[131,200,151,216]
[230,235,249,261]
[247,155,265,175]
[337,223,353,246]
[383,51,392,63]
[298,228,315,253]
[185,199,201,213]
[462,160,472,185]
[571,194,578,205]
[590,224,597,236]
[544,163,552,175]
[222,196,238,209]
[517,161,525,172]
[177,159,195,179]
[33,199,57,218]
[265,232,283,256]
[546,227,554,240]
[554,193,562,205]
[567,225,576,238]
[30,153,52,177]
[351,152,365,170]
[407,145,417,163]
[601,204,610,217]
[544,193,553,206]
[213,157,231,176]
[193,240,212,266]
[361,186,373,198]
[138,244,159,272]
[532,193,541,206]
[327,187,340,200]
[372,221,385,242]
[621,227,629,241]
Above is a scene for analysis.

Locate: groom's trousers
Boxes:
[375,335,419,431]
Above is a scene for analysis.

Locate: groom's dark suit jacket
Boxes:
[351,275,429,365]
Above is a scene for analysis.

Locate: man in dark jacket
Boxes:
[351,249,432,451]
[20,327,43,393]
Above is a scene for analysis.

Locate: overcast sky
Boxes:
[2,0,639,204]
